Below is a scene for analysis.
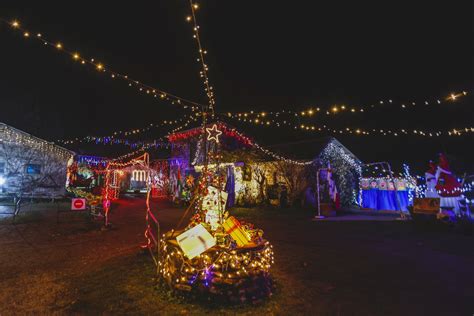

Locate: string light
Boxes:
[0,123,73,160]
[224,90,469,121]
[57,115,197,144]
[224,114,474,138]
[0,18,203,111]
[187,1,216,115]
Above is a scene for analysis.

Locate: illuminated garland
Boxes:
[223,90,469,118]
[1,18,202,111]
[57,115,196,144]
[224,114,474,137]
[159,233,273,299]
[65,115,199,164]
[0,123,73,160]
[186,1,216,114]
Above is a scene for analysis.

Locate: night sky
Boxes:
[0,1,472,173]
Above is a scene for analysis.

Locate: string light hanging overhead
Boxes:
[57,115,197,145]
[223,90,469,120]
[187,1,216,116]
[222,114,474,138]
[1,18,204,112]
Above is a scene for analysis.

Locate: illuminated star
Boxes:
[206,124,222,143]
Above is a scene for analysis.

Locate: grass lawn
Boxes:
[0,198,473,315]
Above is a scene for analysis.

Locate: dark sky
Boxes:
[0,1,473,172]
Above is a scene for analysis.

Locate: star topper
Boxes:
[206,124,223,143]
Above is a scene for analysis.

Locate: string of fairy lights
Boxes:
[2,8,472,166]
[0,123,73,160]
[223,90,469,120]
[222,113,474,138]
[0,18,203,112]
[187,1,216,115]
[57,115,197,145]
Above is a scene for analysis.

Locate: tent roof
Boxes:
[0,122,75,156]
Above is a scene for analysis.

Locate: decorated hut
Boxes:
[167,122,362,207]
[0,122,74,198]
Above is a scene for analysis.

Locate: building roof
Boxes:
[167,121,361,164]
[0,122,75,158]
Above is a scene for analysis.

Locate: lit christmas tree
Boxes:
[158,123,274,302]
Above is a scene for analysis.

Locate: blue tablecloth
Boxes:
[361,189,410,211]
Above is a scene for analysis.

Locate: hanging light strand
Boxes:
[1,18,203,111]
[107,115,198,162]
[187,2,216,115]
[223,114,474,137]
[57,115,196,144]
[223,90,469,120]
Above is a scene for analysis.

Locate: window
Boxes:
[25,164,41,175]
[0,162,5,174]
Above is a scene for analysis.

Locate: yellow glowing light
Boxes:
[56,42,62,49]
[308,109,314,115]
[332,106,338,113]
[12,21,19,28]
[255,119,259,123]
[206,124,222,143]
[186,16,192,22]
[23,32,29,37]
[193,3,199,9]
[450,93,456,100]
[96,63,104,70]
[73,53,80,60]
[261,112,266,117]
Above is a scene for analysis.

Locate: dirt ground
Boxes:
[0,197,473,315]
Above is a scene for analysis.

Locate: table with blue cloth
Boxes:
[361,189,411,211]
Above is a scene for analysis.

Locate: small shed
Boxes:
[0,122,74,198]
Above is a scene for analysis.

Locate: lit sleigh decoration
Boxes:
[158,125,274,302]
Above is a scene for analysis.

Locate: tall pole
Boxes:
[313,168,326,220]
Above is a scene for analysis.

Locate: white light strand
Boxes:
[187,2,216,115]
[223,90,469,119]
[57,115,196,144]
[224,114,474,137]
[0,123,73,160]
